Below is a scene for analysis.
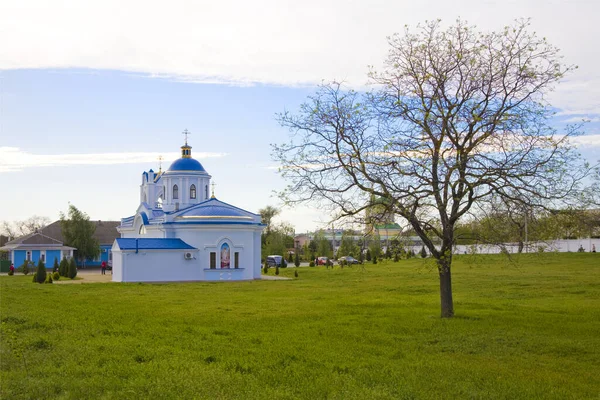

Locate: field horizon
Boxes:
[1,253,599,399]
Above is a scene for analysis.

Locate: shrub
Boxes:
[288,253,293,263]
[393,252,400,262]
[366,249,372,261]
[407,249,414,259]
[20,261,30,275]
[373,255,378,264]
[45,274,53,284]
[33,274,37,282]
[53,271,60,281]
[309,261,315,267]
[68,258,77,279]
[59,258,68,277]
[385,247,391,259]
[8,269,14,276]
[420,246,427,258]
[35,259,47,284]
[294,270,298,278]
[281,259,288,268]
[275,266,280,275]
[52,258,59,272]
[294,252,300,267]
[339,259,346,268]
[263,264,269,274]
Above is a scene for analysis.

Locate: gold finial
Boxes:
[211,181,216,198]
[158,155,164,172]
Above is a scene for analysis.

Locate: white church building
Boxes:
[112,135,265,282]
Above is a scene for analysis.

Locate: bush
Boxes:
[294,270,298,278]
[53,271,60,281]
[275,266,280,275]
[393,252,400,262]
[294,252,300,267]
[52,258,59,272]
[407,249,414,259]
[45,274,53,284]
[35,259,47,284]
[59,258,68,277]
[20,260,31,275]
[263,264,269,274]
[281,259,288,268]
[420,246,427,258]
[288,253,293,263]
[68,258,78,279]
[373,255,378,264]
[8,269,14,276]
[366,249,372,261]
[309,261,315,267]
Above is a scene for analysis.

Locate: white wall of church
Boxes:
[113,250,202,282]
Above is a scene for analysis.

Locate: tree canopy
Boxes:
[60,205,100,267]
[275,19,592,317]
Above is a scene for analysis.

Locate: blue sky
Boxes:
[1,0,599,233]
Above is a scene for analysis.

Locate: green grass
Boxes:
[1,253,599,399]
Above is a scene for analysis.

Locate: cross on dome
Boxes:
[182,129,191,145]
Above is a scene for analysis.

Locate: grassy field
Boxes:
[1,253,599,399]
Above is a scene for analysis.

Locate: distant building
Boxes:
[0,220,120,268]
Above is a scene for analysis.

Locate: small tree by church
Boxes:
[59,258,68,277]
[35,259,46,284]
[68,257,77,279]
[52,257,59,273]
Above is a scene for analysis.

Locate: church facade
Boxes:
[112,138,264,282]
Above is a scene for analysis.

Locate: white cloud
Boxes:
[568,134,600,148]
[560,116,600,124]
[0,147,227,173]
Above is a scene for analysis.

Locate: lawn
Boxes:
[1,253,599,399]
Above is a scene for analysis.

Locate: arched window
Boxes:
[190,184,196,199]
[220,243,230,269]
[173,184,179,199]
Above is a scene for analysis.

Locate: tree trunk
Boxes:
[518,240,524,253]
[438,259,454,318]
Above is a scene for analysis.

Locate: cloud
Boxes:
[568,134,600,148]
[0,147,227,173]
[560,116,600,123]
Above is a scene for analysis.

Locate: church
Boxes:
[112,133,265,282]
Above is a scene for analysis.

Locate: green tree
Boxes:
[275,19,591,317]
[60,205,100,268]
[258,205,280,235]
[35,259,46,284]
[294,252,300,267]
[59,258,68,277]
[313,230,332,258]
[52,257,59,272]
[337,231,360,258]
[68,257,77,279]
[420,246,428,258]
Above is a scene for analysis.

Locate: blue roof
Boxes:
[167,158,206,173]
[115,238,196,250]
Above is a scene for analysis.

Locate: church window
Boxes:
[190,184,196,199]
[210,252,216,269]
[220,243,230,269]
[234,252,239,268]
[173,185,179,199]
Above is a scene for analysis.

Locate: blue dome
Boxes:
[167,158,206,172]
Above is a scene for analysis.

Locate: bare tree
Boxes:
[274,19,592,317]
[1,216,51,239]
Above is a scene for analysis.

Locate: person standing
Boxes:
[101,261,106,275]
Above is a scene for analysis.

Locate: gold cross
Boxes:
[211,181,216,198]
[157,155,164,171]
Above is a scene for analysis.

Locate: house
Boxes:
[112,137,265,282]
[0,220,120,268]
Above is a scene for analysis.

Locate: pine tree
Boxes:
[68,258,78,279]
[59,258,68,277]
[294,252,300,267]
[35,260,46,283]
[53,257,59,273]
[22,261,30,275]
[420,246,428,258]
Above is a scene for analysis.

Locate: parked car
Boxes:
[317,256,329,265]
[338,256,360,265]
[266,255,283,267]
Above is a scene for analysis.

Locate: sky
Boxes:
[1,0,599,233]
